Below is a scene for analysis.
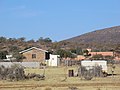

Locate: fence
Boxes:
[0,60,81,68]
[62,60,81,66]
[0,62,40,68]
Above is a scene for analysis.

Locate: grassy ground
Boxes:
[0,64,120,90]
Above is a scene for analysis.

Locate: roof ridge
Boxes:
[19,47,48,53]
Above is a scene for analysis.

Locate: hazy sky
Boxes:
[0,0,120,41]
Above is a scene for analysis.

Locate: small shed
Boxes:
[81,60,107,72]
[48,54,60,66]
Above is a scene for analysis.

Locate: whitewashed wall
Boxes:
[48,54,60,66]
[81,60,107,72]
[0,62,40,68]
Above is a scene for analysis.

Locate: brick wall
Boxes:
[22,49,45,62]
[89,52,114,56]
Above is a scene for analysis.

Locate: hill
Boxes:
[63,26,120,50]
[0,26,120,55]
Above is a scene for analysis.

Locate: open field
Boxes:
[0,64,120,90]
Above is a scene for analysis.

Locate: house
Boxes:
[48,54,60,66]
[19,47,50,62]
[89,52,114,57]
[88,51,120,60]
[81,60,107,73]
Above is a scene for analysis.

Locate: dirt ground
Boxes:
[0,64,120,90]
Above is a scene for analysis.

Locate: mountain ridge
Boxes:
[64,26,120,44]
[59,26,120,50]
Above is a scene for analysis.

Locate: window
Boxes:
[32,54,36,59]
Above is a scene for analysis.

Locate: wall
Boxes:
[89,52,114,56]
[22,49,45,62]
[81,60,107,72]
[48,55,60,66]
[0,62,40,68]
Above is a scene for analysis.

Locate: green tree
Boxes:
[0,51,8,59]
[0,37,7,43]
[37,37,44,42]
[51,42,61,49]
[44,38,52,43]
[13,53,25,62]
[8,38,17,43]
[54,49,75,58]
[27,39,35,43]
[9,45,20,53]
[37,37,52,44]
[70,49,77,54]
[18,37,26,42]
[70,47,83,55]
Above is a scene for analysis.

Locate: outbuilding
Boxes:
[48,54,60,66]
[81,60,107,73]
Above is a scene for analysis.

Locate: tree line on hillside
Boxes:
[0,37,53,62]
[0,36,120,62]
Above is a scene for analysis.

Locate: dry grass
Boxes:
[0,65,120,90]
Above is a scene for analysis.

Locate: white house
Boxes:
[48,54,60,66]
[81,60,107,73]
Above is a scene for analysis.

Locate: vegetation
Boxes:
[64,26,120,50]
[0,65,120,90]
[0,37,7,43]
[104,55,114,60]
[0,51,8,59]
[53,49,76,58]
[13,53,26,62]
[0,37,53,61]
[91,54,104,60]
[70,47,83,55]
[37,37,52,45]
[115,44,120,53]
[0,64,25,81]
[0,26,120,61]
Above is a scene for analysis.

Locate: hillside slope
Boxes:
[65,26,120,44]
[60,26,120,50]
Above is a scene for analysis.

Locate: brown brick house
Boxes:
[19,47,49,62]
[89,52,114,57]
[89,51,120,60]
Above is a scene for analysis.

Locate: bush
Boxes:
[0,64,25,81]
[13,53,26,62]
[0,51,8,59]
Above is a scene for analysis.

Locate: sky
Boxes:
[0,0,120,41]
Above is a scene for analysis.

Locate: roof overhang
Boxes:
[19,47,48,54]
